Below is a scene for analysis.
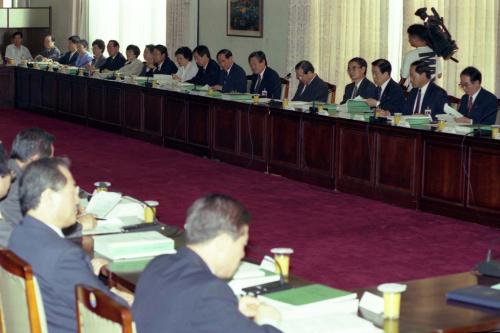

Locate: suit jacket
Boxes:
[249,66,282,99]
[58,51,78,66]
[8,216,125,333]
[403,82,448,119]
[188,59,220,86]
[458,88,498,125]
[0,159,23,246]
[292,75,329,103]
[377,79,405,115]
[140,64,154,77]
[219,63,247,93]
[341,78,378,104]
[100,52,126,72]
[153,57,178,75]
[133,247,282,333]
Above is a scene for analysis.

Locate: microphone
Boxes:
[477,238,500,278]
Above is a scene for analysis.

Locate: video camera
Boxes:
[415,7,459,62]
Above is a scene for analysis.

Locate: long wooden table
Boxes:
[5,65,500,225]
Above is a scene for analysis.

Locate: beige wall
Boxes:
[198,0,290,76]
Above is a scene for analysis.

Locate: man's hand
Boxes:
[212,85,223,91]
[365,98,378,107]
[78,214,97,231]
[254,303,282,326]
[377,108,391,117]
[238,296,260,318]
[454,116,472,124]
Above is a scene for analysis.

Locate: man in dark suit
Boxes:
[456,66,498,125]
[340,57,378,104]
[248,51,282,99]
[366,59,405,115]
[133,194,283,333]
[100,40,126,72]
[187,45,220,86]
[152,44,177,75]
[213,49,247,93]
[58,35,80,66]
[292,60,329,103]
[8,157,130,333]
[403,60,447,118]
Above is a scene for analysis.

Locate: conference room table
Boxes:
[4,65,499,226]
[76,225,500,333]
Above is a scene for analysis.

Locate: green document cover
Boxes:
[264,284,354,306]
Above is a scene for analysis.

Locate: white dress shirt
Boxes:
[5,44,32,65]
[45,223,64,238]
[413,81,430,114]
[175,61,198,82]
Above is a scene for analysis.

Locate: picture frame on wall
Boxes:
[227,0,263,38]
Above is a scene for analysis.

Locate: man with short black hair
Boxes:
[341,57,378,104]
[8,157,131,333]
[5,31,32,65]
[213,49,247,93]
[133,194,283,333]
[187,45,220,86]
[403,60,447,118]
[0,128,55,246]
[456,66,498,125]
[366,59,405,115]
[152,44,177,75]
[292,60,329,102]
[100,40,126,72]
[58,35,80,65]
[248,51,281,99]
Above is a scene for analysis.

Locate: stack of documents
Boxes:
[220,93,253,101]
[85,192,122,219]
[228,261,280,295]
[258,284,359,318]
[346,99,371,112]
[81,218,124,236]
[93,231,175,260]
[280,313,382,333]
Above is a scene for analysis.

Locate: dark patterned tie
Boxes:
[467,95,473,114]
[376,86,382,100]
[255,75,262,93]
[414,89,422,114]
[351,85,358,99]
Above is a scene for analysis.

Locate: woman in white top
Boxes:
[118,45,144,76]
[173,47,198,82]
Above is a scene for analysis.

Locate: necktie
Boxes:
[351,85,359,99]
[376,86,382,100]
[255,75,262,92]
[413,89,422,114]
[467,96,473,114]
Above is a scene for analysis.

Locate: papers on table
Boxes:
[93,231,175,260]
[85,191,122,219]
[81,218,124,236]
[444,103,462,117]
[228,258,280,295]
[280,313,382,333]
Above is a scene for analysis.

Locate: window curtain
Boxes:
[286,0,390,100]
[167,0,197,55]
[403,0,499,97]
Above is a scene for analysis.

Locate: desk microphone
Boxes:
[477,238,500,278]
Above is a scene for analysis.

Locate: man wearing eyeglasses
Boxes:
[456,67,498,125]
[340,57,377,104]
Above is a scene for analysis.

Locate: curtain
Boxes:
[286,0,389,100]
[403,0,499,97]
[167,0,196,54]
[88,0,167,61]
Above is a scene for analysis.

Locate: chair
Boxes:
[75,285,135,333]
[245,75,290,100]
[447,95,461,109]
[326,82,336,103]
[0,249,47,333]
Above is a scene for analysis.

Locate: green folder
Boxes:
[263,284,355,306]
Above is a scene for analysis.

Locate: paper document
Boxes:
[444,104,462,117]
[81,218,124,236]
[280,313,382,333]
[86,192,122,218]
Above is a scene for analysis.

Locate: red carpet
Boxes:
[1,108,498,289]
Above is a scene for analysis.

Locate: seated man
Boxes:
[75,39,93,68]
[456,66,498,125]
[34,34,61,61]
[341,57,377,104]
[248,51,281,99]
[213,49,247,93]
[100,40,126,72]
[118,44,144,76]
[366,59,405,115]
[292,60,329,103]
[403,60,447,118]
[0,147,12,246]
[5,31,32,65]
[139,44,156,77]
[58,35,80,66]
[133,194,282,333]
[152,44,177,75]
[187,45,220,86]
[8,157,131,333]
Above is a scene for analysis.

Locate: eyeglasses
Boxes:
[347,66,362,72]
[458,82,471,88]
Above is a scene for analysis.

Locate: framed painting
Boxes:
[227,0,263,38]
